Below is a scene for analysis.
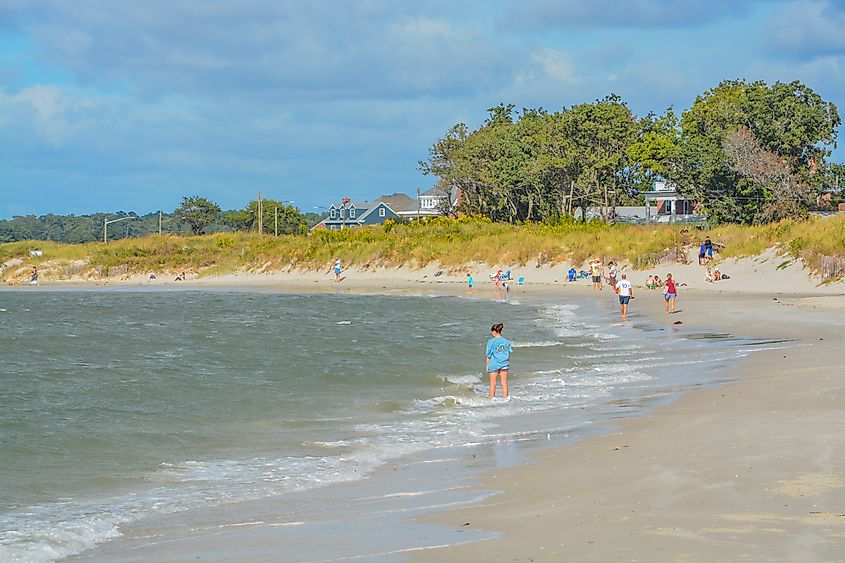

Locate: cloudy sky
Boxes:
[1,0,843,218]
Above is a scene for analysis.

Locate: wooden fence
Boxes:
[819,255,845,281]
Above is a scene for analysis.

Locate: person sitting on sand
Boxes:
[705,267,714,284]
[486,323,512,399]
[568,267,577,282]
[646,274,654,289]
[714,268,721,282]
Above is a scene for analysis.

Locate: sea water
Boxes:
[0,288,765,561]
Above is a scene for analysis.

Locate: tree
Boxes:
[244,199,306,235]
[176,196,221,235]
[670,79,840,224]
[723,127,810,222]
[221,209,252,231]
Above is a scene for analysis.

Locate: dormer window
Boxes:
[330,208,337,219]
[349,207,356,219]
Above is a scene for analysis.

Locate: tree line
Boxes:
[0,198,321,243]
[420,79,843,224]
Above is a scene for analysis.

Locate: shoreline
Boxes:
[414,289,845,561]
[12,268,845,560]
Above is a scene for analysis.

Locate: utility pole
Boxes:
[159,211,163,235]
[417,187,421,217]
[257,191,263,235]
[103,216,136,243]
[275,206,279,237]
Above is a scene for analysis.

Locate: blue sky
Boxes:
[1,0,843,218]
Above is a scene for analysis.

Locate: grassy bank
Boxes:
[2,215,844,282]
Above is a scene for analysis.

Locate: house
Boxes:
[641,181,703,224]
[320,198,403,230]
[574,182,704,224]
[315,188,459,230]
[395,186,460,219]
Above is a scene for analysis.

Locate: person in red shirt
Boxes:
[663,273,678,314]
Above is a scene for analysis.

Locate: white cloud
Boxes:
[763,0,845,59]
[532,48,580,85]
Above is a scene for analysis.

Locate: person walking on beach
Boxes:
[607,261,617,289]
[486,323,512,399]
[663,273,678,314]
[617,273,632,321]
[467,272,474,293]
[590,260,603,291]
[334,258,342,282]
[30,266,38,285]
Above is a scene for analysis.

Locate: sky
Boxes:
[1,0,843,218]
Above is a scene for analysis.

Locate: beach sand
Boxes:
[45,257,844,561]
[415,290,845,562]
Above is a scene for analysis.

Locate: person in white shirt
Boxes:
[616,273,633,321]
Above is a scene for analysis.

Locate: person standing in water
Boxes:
[485,323,512,399]
[616,273,632,321]
[663,273,678,314]
[334,258,342,282]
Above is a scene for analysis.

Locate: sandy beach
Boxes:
[415,289,845,561]
[14,256,845,562]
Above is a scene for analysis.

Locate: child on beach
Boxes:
[485,323,512,399]
[590,260,603,291]
[663,273,678,314]
[467,272,474,292]
[646,274,654,289]
[334,259,342,282]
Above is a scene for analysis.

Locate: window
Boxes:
[379,207,386,217]
[349,207,356,218]
[330,208,336,219]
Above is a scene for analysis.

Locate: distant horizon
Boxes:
[2,1,843,219]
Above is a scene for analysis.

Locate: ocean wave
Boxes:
[512,340,561,348]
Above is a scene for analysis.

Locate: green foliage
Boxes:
[3,216,845,283]
[176,196,222,235]
[422,80,840,227]
[670,80,840,224]
[423,95,640,224]
[244,199,306,235]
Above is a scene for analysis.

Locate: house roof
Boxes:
[375,193,416,212]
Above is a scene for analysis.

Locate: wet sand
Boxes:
[415,290,845,562]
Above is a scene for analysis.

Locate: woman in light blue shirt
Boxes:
[486,323,512,398]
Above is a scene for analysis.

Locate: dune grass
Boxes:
[2,215,844,282]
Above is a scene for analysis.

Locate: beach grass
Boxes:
[2,215,844,281]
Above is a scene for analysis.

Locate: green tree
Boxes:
[244,199,306,235]
[221,209,252,231]
[176,196,221,235]
[671,79,840,224]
